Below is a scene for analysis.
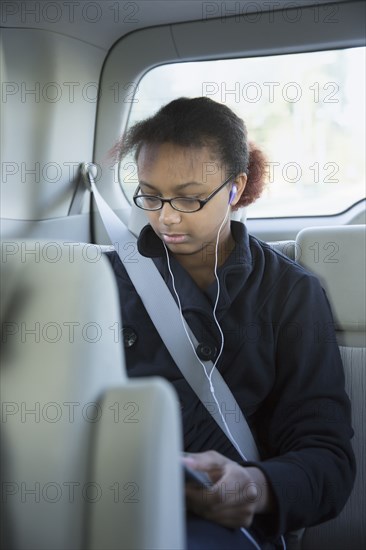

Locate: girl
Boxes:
[106,97,355,549]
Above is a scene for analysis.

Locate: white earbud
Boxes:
[228,184,238,205]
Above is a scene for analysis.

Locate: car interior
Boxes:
[1,1,365,549]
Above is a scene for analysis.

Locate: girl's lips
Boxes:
[162,234,188,244]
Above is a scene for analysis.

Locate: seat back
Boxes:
[268,240,296,260]
[295,225,366,549]
[128,203,149,236]
[1,240,184,550]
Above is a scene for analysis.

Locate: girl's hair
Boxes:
[111,97,268,209]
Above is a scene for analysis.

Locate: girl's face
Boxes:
[136,142,243,262]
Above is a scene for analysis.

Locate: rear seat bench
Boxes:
[272,226,365,549]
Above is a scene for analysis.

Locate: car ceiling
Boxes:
[2,0,351,51]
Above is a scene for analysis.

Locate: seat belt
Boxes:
[82,163,259,462]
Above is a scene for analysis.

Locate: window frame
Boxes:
[93,0,366,241]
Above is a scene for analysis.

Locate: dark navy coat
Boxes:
[105,221,355,541]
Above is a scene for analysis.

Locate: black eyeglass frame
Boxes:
[133,173,236,213]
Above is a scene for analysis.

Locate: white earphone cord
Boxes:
[163,204,247,462]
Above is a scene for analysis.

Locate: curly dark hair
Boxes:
[111,97,268,209]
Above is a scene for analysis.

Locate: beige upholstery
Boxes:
[296,225,366,347]
[295,225,366,550]
[268,240,296,260]
[128,203,149,237]
[0,240,184,550]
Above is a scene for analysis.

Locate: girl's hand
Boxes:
[182,450,274,529]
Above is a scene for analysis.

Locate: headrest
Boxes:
[1,239,126,377]
[128,203,149,236]
[232,207,247,222]
[295,225,366,334]
[268,240,296,260]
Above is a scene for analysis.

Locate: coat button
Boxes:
[196,342,217,361]
[122,327,138,348]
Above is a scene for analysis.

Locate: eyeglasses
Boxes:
[133,173,235,213]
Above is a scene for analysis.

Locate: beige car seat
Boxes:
[1,240,185,550]
[295,225,366,550]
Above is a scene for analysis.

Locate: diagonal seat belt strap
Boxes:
[83,163,259,462]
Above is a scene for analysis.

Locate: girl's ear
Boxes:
[231,173,247,207]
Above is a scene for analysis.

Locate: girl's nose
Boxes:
[159,202,182,225]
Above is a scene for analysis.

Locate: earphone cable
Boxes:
[162,204,248,462]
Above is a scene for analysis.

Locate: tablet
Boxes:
[183,463,212,487]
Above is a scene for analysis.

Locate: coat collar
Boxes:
[137,221,254,317]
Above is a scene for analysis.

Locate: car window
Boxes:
[119,46,365,218]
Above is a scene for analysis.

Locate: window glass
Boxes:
[120,47,365,218]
